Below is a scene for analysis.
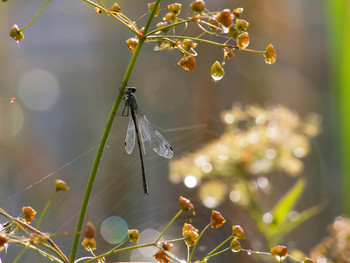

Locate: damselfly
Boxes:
[122,87,174,195]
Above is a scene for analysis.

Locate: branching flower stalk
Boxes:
[69,1,161,262]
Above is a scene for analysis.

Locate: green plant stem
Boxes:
[84,243,156,263]
[241,48,265,54]
[156,209,183,243]
[205,247,231,259]
[36,191,57,228]
[13,247,27,263]
[69,1,161,262]
[107,239,128,252]
[11,241,63,263]
[199,234,233,261]
[20,0,50,31]
[188,223,211,263]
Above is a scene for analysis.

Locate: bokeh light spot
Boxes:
[101,216,128,244]
[184,175,197,188]
[18,69,60,111]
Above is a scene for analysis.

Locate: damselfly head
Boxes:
[125,87,136,94]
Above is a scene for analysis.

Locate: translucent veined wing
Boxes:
[136,112,174,159]
[125,116,136,154]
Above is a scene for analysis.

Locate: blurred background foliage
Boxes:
[0,0,346,262]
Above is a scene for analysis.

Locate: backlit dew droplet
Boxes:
[237,32,249,49]
[10,97,16,103]
[210,61,225,81]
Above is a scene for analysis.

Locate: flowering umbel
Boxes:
[211,210,226,228]
[22,206,36,224]
[183,223,199,246]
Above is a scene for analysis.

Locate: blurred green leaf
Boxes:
[271,178,305,228]
[278,204,322,238]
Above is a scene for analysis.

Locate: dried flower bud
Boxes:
[94,7,102,14]
[225,47,235,59]
[82,238,96,251]
[264,44,276,64]
[0,233,9,251]
[304,258,313,263]
[210,61,225,81]
[162,242,173,251]
[110,3,122,13]
[236,19,249,32]
[233,8,244,18]
[190,0,205,13]
[153,249,170,262]
[10,97,16,103]
[211,210,226,228]
[128,229,140,243]
[22,206,36,223]
[178,55,196,71]
[83,221,96,239]
[208,18,221,30]
[55,179,69,191]
[237,32,249,49]
[148,2,160,17]
[271,246,288,262]
[232,225,245,239]
[168,3,182,15]
[215,9,232,28]
[10,25,24,42]
[183,223,199,246]
[163,12,175,22]
[179,196,194,211]
[155,22,169,34]
[228,25,238,38]
[181,39,197,50]
[126,38,138,53]
[230,237,242,252]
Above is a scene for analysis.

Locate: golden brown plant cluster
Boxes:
[170,104,321,208]
[310,216,350,263]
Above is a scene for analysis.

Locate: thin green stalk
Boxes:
[155,209,183,243]
[145,19,192,36]
[199,234,233,261]
[147,35,232,48]
[69,1,161,262]
[83,243,156,263]
[204,247,231,259]
[13,247,27,263]
[11,241,63,263]
[20,0,50,31]
[188,223,211,263]
[107,238,128,252]
[36,191,57,228]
